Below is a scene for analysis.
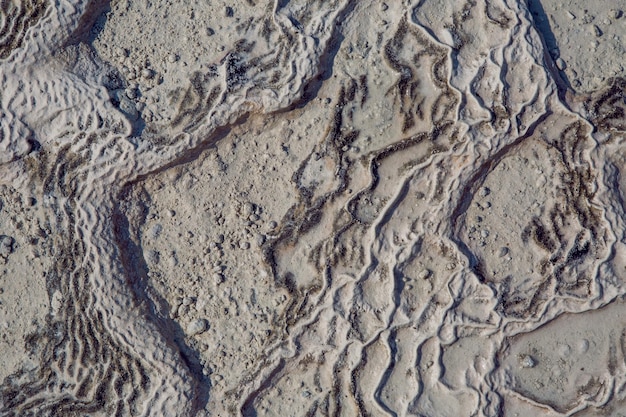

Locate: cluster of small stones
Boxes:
[169,287,209,337]
[92,0,256,127]
[556,7,625,89]
[563,8,623,36]
[131,145,296,393]
[142,195,280,337]
[0,189,52,265]
[145,198,272,263]
[464,187,496,248]
[106,46,165,124]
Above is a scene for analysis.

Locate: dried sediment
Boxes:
[0,0,625,416]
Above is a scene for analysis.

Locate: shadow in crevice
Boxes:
[113,192,211,414]
[525,0,573,91]
[63,0,112,47]
[62,0,148,137]
[286,0,359,111]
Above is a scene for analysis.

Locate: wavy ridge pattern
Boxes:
[0,0,355,415]
[0,0,624,416]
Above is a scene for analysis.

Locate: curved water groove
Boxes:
[1,0,625,416]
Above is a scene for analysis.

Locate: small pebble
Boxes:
[418,269,431,279]
[498,247,509,257]
[167,53,178,63]
[578,338,590,353]
[243,202,254,216]
[439,324,456,344]
[225,6,234,17]
[125,88,137,100]
[141,68,153,79]
[520,354,536,368]
[239,241,250,250]
[0,236,15,257]
[187,318,209,336]
[146,250,160,265]
[213,273,224,284]
[479,187,490,197]
[180,304,192,316]
[481,229,490,238]
[556,58,566,71]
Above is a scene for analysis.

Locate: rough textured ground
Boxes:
[0,0,625,416]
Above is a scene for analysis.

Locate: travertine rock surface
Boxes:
[0,0,625,416]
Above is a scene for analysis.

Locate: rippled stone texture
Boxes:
[0,0,625,416]
[0,0,47,59]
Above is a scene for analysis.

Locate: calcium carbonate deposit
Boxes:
[0,0,625,416]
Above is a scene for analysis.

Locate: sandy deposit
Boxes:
[0,0,625,416]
